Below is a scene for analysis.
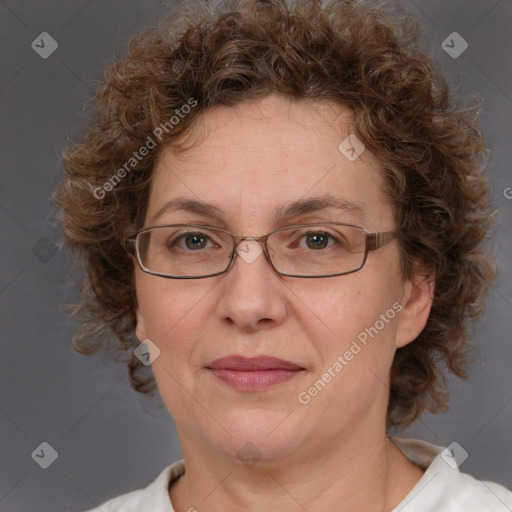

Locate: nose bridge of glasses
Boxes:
[233,233,270,250]
[233,235,274,266]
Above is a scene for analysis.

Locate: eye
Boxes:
[298,230,343,250]
[168,231,216,251]
[302,231,331,250]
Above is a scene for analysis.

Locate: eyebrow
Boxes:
[151,194,364,224]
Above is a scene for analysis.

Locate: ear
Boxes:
[394,268,435,349]
[134,301,149,342]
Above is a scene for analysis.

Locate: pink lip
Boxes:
[207,356,304,392]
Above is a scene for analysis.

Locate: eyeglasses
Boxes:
[124,223,396,279]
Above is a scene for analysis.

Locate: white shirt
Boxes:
[82,437,512,511]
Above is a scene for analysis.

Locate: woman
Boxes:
[56,0,512,510]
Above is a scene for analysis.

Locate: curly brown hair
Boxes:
[54,0,496,429]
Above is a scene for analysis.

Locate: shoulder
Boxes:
[391,437,512,512]
[78,459,185,512]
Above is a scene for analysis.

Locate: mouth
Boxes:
[206,355,304,392]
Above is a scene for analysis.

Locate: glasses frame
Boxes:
[124,222,397,279]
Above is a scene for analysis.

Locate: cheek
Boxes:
[135,277,208,398]
[292,269,401,359]
[135,272,210,345]
[289,274,376,333]
[301,292,401,415]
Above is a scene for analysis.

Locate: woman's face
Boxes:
[134,95,423,462]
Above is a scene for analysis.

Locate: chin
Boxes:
[205,409,309,461]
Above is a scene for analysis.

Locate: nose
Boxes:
[215,239,287,332]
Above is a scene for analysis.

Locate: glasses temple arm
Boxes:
[124,238,136,256]
[366,231,397,251]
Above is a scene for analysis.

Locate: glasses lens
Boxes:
[136,224,367,278]
[137,226,233,277]
[268,224,366,276]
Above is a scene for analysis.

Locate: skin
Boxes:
[134,94,434,512]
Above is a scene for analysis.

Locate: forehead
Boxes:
[146,95,393,231]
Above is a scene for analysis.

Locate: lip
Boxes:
[208,355,303,371]
[206,355,304,392]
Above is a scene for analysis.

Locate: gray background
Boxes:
[0,0,511,510]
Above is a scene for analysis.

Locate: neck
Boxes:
[169,427,424,512]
